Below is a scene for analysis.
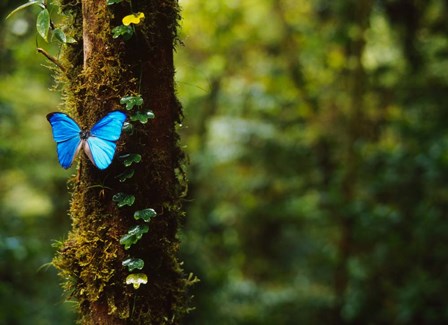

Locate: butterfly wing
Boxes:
[46,112,82,169]
[85,137,117,170]
[90,110,127,141]
[85,111,127,169]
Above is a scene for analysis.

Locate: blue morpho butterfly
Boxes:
[47,110,127,170]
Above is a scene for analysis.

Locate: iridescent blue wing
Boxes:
[90,110,127,141]
[46,112,82,169]
[85,111,127,170]
[85,137,117,170]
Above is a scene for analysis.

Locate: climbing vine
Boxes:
[114,93,157,290]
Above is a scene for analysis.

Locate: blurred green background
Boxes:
[2,0,448,323]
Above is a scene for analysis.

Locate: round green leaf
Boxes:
[122,258,144,271]
[112,192,135,207]
[123,122,134,135]
[119,153,142,167]
[112,25,134,40]
[120,95,144,110]
[130,110,155,124]
[120,224,149,249]
[115,169,135,182]
[134,208,157,222]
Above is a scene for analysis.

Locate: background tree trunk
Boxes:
[53,0,187,323]
[331,1,373,323]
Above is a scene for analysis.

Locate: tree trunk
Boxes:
[53,0,187,324]
[332,1,373,324]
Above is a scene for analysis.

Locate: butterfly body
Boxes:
[80,130,91,140]
[47,111,127,170]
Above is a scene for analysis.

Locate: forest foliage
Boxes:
[1,0,448,323]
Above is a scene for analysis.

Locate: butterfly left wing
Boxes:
[85,111,127,169]
[46,112,82,169]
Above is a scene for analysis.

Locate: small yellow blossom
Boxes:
[126,273,148,289]
[122,12,145,26]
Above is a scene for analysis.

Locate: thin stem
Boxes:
[36,47,67,73]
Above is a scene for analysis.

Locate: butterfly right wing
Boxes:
[85,137,117,170]
[86,110,127,169]
[90,110,127,141]
[46,112,82,169]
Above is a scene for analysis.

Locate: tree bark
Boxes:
[53,0,187,324]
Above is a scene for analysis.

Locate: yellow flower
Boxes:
[122,12,145,26]
[126,273,148,289]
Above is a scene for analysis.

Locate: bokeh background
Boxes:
[2,0,448,323]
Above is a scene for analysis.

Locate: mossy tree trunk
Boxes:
[53,0,187,324]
